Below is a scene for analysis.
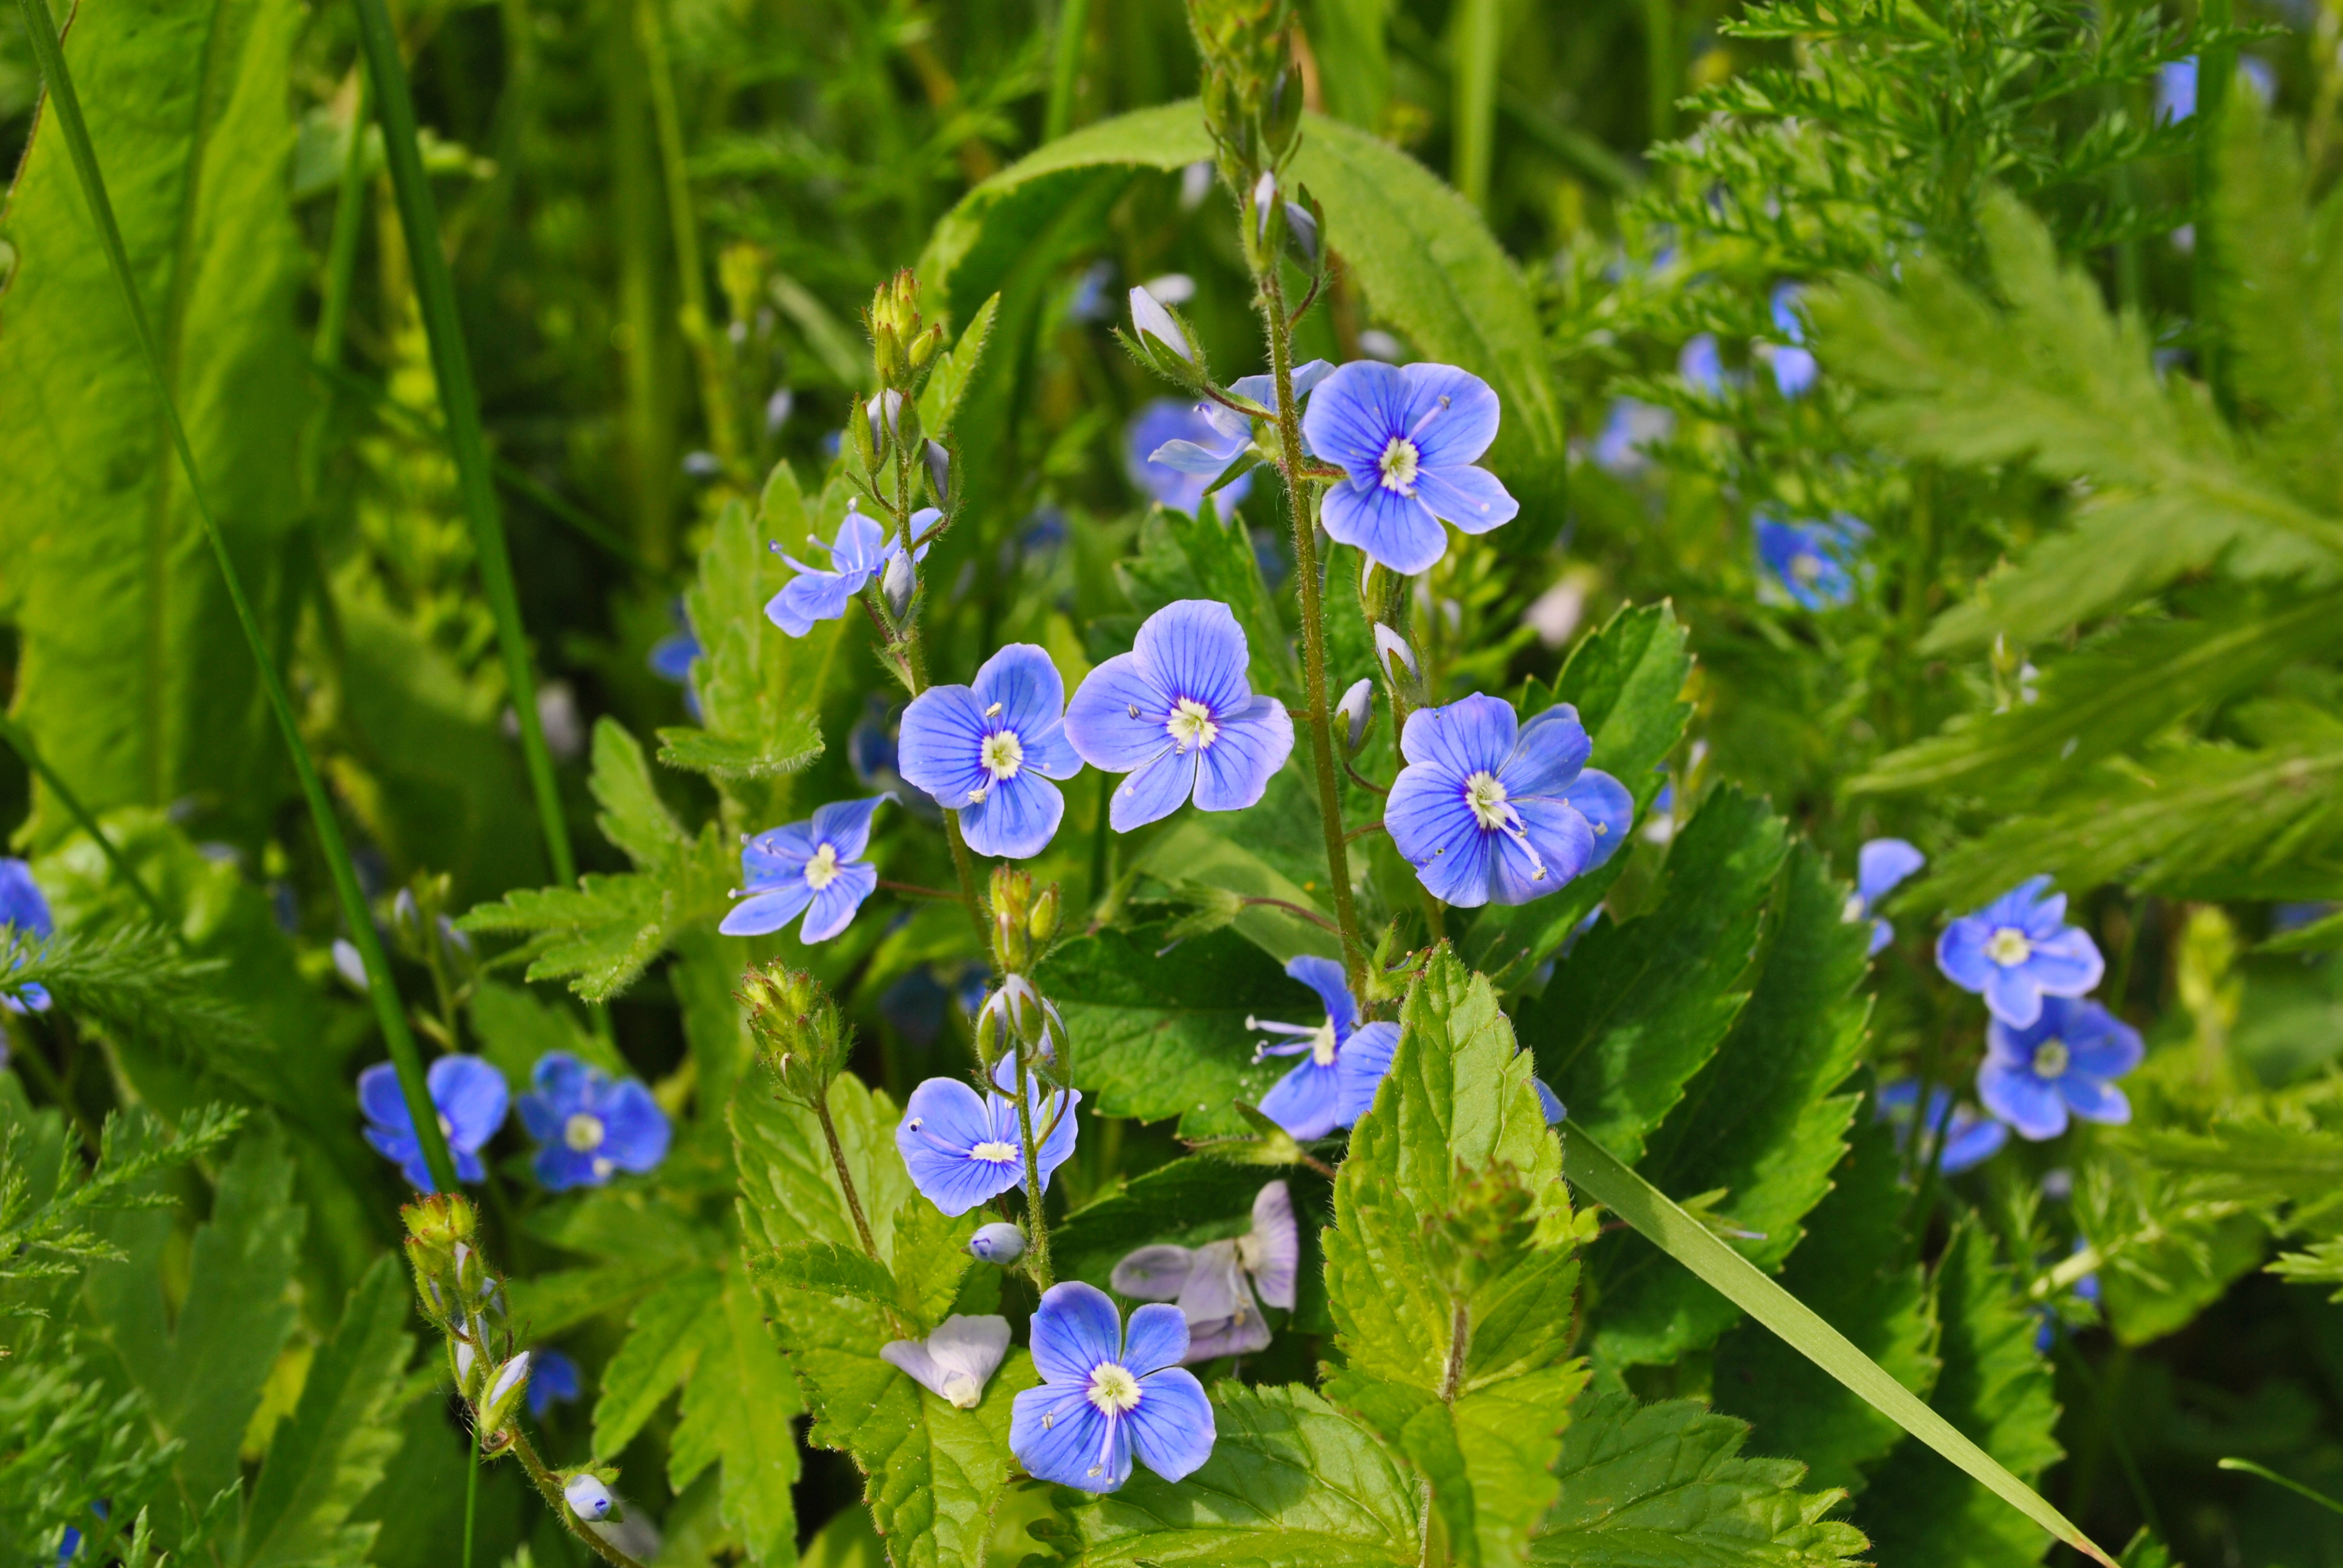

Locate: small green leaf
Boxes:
[670,488,840,786]
[915,292,998,437]
[591,718,687,866]
[670,1272,804,1563]
[594,1269,722,1460]
[758,1240,901,1310]
[888,1197,977,1329]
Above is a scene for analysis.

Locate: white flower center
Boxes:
[1842,892,1868,924]
[437,1112,456,1139]
[970,1140,1020,1164]
[1464,771,1511,830]
[1378,436,1421,494]
[1791,552,1824,585]
[2031,1039,2069,1080]
[805,842,843,890]
[980,729,1024,782]
[939,1370,983,1410]
[1167,697,1219,753]
[1984,927,2031,967]
[1087,1362,1142,1416]
[1310,1020,1339,1067]
[564,1112,606,1152]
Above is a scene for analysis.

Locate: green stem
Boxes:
[301,70,372,506]
[350,0,579,890]
[1044,0,1090,141]
[1013,1045,1056,1291]
[462,1417,480,1568]
[814,1092,881,1259]
[0,716,177,941]
[13,0,459,1192]
[512,1429,650,1568]
[1643,0,1674,145]
[637,0,739,468]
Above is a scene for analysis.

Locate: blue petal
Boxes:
[1128,1366,1216,1483]
[1030,1281,1125,1385]
[1300,360,1410,477]
[899,1079,1017,1217]
[1387,769,1495,907]
[1560,771,1634,869]
[973,644,1069,743]
[1336,1021,1400,1126]
[597,1080,671,1172]
[1397,363,1502,469]
[531,1052,595,1114]
[899,685,992,805]
[741,822,816,885]
[0,861,53,938]
[1413,462,1517,536]
[809,795,890,861]
[2064,1005,2145,1082]
[1320,479,1445,575]
[721,883,816,937]
[1193,695,1292,813]
[1978,1058,2067,1140]
[765,569,859,637]
[1122,1302,1191,1376]
[1258,1058,1342,1141]
[960,771,1064,860]
[799,862,878,944]
[1107,746,1199,832]
[1858,839,1925,904]
[1402,694,1517,780]
[1135,601,1253,720]
[1284,955,1357,1030]
[358,1060,413,1131]
[1489,796,1594,905]
[1065,653,1173,773]
[2060,1076,2131,1125]
[1150,437,1242,475]
[2021,927,2103,999]
[828,506,891,575]
[1868,917,1895,956]
[1939,1115,2007,1174]
[1983,964,2046,1029]
[528,1348,581,1415]
[1029,1083,1083,1198]
[1935,917,1997,993]
[1011,1383,1124,1490]
[1533,1077,1567,1125]
[1502,705,1593,799]
[428,1055,511,1152]
[533,1143,606,1192]
[1772,347,1818,397]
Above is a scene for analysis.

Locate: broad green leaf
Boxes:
[82,1126,305,1544]
[733,1079,1027,1568]
[594,1269,722,1460]
[0,0,306,846]
[1037,923,1325,1136]
[670,1272,804,1564]
[1323,948,1585,1568]
[1470,602,1694,979]
[1712,1111,1941,1492]
[1589,842,1872,1368]
[1856,1223,2063,1568]
[591,717,687,866]
[1517,790,1784,1164]
[1532,1392,1868,1567]
[667,487,834,783]
[505,1259,670,1338]
[887,1197,977,1330]
[1069,1384,1423,1565]
[240,1256,411,1568]
[759,1241,901,1310]
[1558,1130,2111,1566]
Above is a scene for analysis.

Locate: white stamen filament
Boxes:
[1377,436,1421,495]
[804,842,843,890]
[1463,771,1547,881]
[1166,697,1219,753]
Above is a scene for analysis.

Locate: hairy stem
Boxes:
[1013,1047,1057,1290]
[463,1419,480,1568]
[1439,1299,1470,1403]
[513,1430,650,1568]
[814,1091,881,1260]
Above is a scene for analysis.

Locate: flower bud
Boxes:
[1128,286,1194,365]
[988,866,1034,973]
[403,1192,480,1322]
[909,322,945,370]
[1027,883,1061,947]
[740,962,851,1105]
[1373,622,1421,694]
[923,440,952,505]
[1360,557,1404,625]
[968,1221,1027,1266]
[1336,678,1375,756]
[565,1474,616,1523]
[883,550,916,622]
[476,1351,532,1437]
[1284,200,1319,267]
[1252,171,1278,244]
[405,1191,480,1250]
[848,392,881,472]
[1265,65,1303,154]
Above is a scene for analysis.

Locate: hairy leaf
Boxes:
[667,489,831,782]
[670,1272,803,1564]
[593,1269,722,1461]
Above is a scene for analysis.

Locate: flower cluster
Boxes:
[357,1050,669,1193]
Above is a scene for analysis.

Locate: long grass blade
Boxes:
[1046,0,1090,141]
[11,0,459,1193]
[1451,0,1499,209]
[1560,1120,2119,1568]
[0,714,177,942]
[348,0,580,888]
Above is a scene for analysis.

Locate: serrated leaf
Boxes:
[0,0,307,844]
[760,1240,901,1310]
[1470,602,1694,979]
[1323,947,1585,1568]
[1856,1222,2063,1568]
[506,1259,670,1338]
[240,1256,411,1568]
[886,1198,975,1330]
[913,292,997,437]
[672,488,839,786]
[1589,841,1872,1368]
[1712,1109,1941,1492]
[1518,790,1784,1165]
[1069,1383,1422,1565]
[594,1269,722,1460]
[1532,1392,1868,1567]
[671,1272,803,1563]
[591,719,687,867]
[1037,923,1325,1137]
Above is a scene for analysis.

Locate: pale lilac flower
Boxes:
[765,503,940,636]
[1111,1181,1299,1362]
[880,1314,1012,1408]
[968,1221,1027,1265]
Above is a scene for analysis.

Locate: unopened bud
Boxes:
[1285,201,1319,266]
[1028,883,1061,946]
[989,866,1035,972]
[477,1351,532,1437]
[848,393,881,472]
[404,1191,480,1250]
[1252,171,1278,244]
[909,322,945,370]
[968,1221,1027,1265]
[866,390,907,458]
[873,319,903,382]
[740,962,850,1105]
[1373,622,1420,690]
[565,1474,616,1523]
[1336,678,1375,755]
[923,440,952,505]
[883,550,916,621]
[1128,286,1194,364]
[1265,67,1303,153]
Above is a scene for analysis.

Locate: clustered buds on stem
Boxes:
[404,1194,533,1457]
[867,268,945,394]
[1188,0,1301,188]
[740,961,851,1107]
[986,865,1061,975]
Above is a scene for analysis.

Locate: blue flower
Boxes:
[899,645,1084,860]
[564,1475,614,1522]
[1846,838,1925,956]
[1248,956,1400,1141]
[1978,996,2143,1140]
[1679,333,1726,397]
[1769,284,1818,398]
[1876,1081,2008,1174]
[1590,397,1673,477]
[719,795,890,942]
[0,858,54,1014]
[2157,57,2197,122]
[1936,876,2105,1028]
[358,1054,510,1191]
[1301,361,1519,575]
[1127,400,1256,516]
[765,502,940,636]
[1141,362,1334,508]
[896,1066,1080,1217]
[1755,510,1866,609]
[1063,601,1294,832]
[517,1052,671,1191]
[528,1347,582,1417]
[1385,695,1633,909]
[1009,1281,1215,1492]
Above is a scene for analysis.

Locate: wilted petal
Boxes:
[1111,1244,1198,1301]
[1246,1181,1299,1310]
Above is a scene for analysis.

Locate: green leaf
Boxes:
[1037,923,1325,1137]
[1158,498,1300,701]
[670,1272,804,1564]
[1712,1109,1941,1492]
[1856,1222,2063,1568]
[913,291,998,437]
[886,1197,977,1330]
[593,1269,722,1461]
[240,1256,411,1568]
[759,1240,901,1310]
[1322,948,1586,1568]
[1469,602,1694,978]
[667,486,835,783]
[1054,1156,1298,1290]
[1069,1383,1423,1564]
[81,1126,305,1543]
[1517,790,1784,1165]
[467,977,628,1088]
[591,717,687,866]
[1532,1392,1868,1567]
[505,1259,670,1339]
[0,0,307,844]
[1588,841,1873,1368]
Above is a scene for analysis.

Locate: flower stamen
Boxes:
[1166,697,1219,753]
[804,843,842,890]
[1984,927,2032,967]
[1378,436,1421,495]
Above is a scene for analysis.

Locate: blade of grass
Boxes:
[2219,1457,2343,1518]
[1045,0,1090,141]
[1452,0,1499,209]
[0,715,178,944]
[1561,1120,2119,1568]
[349,0,580,889]
[2195,0,2234,417]
[11,0,458,1192]
[636,0,738,471]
